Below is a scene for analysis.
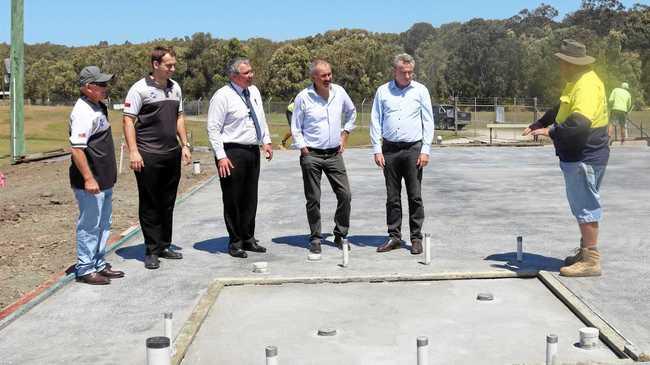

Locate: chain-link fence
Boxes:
[14,95,650,141]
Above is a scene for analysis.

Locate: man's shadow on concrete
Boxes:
[271,234,388,250]
[115,243,184,263]
[272,234,315,250]
[347,235,390,249]
[193,237,230,255]
[484,252,564,272]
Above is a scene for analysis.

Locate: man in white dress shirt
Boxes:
[207,58,273,258]
[291,60,356,253]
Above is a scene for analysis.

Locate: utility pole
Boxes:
[10,0,25,164]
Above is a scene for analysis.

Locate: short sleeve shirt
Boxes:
[123,76,183,154]
[556,70,608,129]
[69,97,117,190]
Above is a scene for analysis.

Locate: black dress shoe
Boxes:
[243,241,267,253]
[377,237,402,253]
[76,272,110,285]
[229,247,248,258]
[160,248,183,259]
[144,255,160,269]
[309,240,322,254]
[98,266,125,278]
[410,239,423,255]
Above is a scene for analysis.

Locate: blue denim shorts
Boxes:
[559,161,606,224]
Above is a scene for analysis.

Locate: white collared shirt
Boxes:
[370,80,435,155]
[207,82,272,160]
[291,83,356,150]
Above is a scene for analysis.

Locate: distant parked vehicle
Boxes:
[433,104,471,130]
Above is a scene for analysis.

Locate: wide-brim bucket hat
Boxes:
[554,39,595,66]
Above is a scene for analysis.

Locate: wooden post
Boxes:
[10,0,25,163]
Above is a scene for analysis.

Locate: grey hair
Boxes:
[392,53,415,68]
[309,59,330,75]
[228,58,251,76]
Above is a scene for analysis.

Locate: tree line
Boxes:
[0,0,648,107]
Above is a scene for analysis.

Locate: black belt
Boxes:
[223,143,259,149]
[383,140,421,149]
[308,146,340,154]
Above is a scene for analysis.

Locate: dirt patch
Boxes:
[0,151,217,310]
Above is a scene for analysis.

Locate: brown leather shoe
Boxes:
[377,238,402,253]
[98,266,125,278]
[410,239,423,255]
[76,272,110,285]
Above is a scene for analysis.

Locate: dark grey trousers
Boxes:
[299,149,351,241]
[382,141,424,241]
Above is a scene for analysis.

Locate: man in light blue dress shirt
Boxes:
[292,60,356,254]
[370,53,434,255]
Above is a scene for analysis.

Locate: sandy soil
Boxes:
[0,151,217,310]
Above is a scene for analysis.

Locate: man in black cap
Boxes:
[70,66,125,285]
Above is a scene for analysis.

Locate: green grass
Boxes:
[2,105,649,166]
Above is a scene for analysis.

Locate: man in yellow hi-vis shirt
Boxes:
[608,82,632,144]
[281,102,295,148]
[523,40,609,277]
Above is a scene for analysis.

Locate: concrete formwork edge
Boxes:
[173,270,538,365]
[172,280,225,365]
[174,270,647,365]
[217,269,539,286]
[537,271,642,361]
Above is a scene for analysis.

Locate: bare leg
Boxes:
[579,222,599,248]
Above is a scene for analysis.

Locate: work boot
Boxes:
[564,239,584,266]
[564,248,583,266]
[560,248,601,277]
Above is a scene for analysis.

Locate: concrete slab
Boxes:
[0,146,647,364]
[182,279,619,365]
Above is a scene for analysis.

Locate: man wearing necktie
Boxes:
[207,58,273,258]
[370,53,435,255]
[291,59,356,253]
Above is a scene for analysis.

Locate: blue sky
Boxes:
[0,0,646,46]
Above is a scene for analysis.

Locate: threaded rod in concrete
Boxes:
[546,334,558,365]
[424,233,431,265]
[163,312,172,343]
[163,312,174,355]
[266,345,278,365]
[342,239,349,267]
[516,236,523,262]
[417,336,428,365]
[146,336,170,365]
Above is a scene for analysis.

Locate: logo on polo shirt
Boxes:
[125,102,131,107]
[78,133,87,138]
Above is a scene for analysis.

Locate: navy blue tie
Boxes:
[242,88,262,142]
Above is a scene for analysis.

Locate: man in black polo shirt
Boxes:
[123,46,192,269]
[70,66,124,285]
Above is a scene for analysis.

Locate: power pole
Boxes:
[10,0,25,164]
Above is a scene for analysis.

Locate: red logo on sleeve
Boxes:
[124,102,131,107]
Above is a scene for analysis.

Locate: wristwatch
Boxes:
[183,142,191,149]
